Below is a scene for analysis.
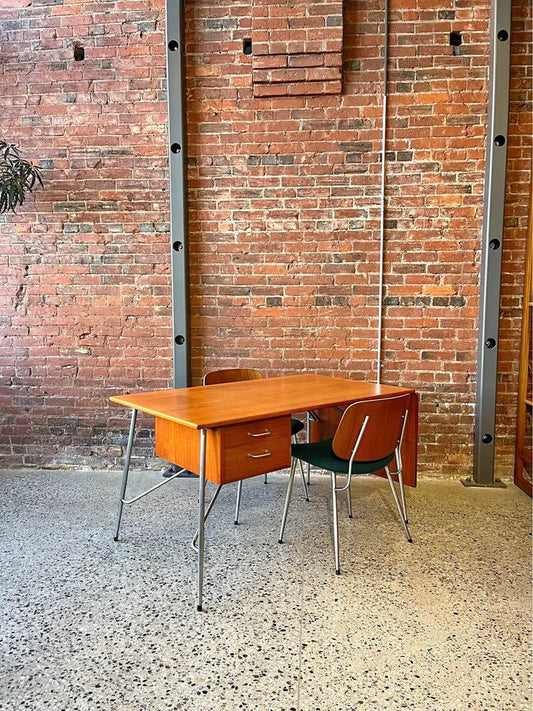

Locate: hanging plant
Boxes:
[0,140,43,214]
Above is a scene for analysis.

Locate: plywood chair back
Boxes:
[332,393,410,462]
[203,368,263,386]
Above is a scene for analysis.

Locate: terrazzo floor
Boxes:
[0,468,531,711]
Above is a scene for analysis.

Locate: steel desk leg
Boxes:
[306,411,311,485]
[197,429,207,611]
[114,408,138,542]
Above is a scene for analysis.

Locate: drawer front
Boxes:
[218,416,291,484]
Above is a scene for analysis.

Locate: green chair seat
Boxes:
[291,418,305,436]
[291,438,395,476]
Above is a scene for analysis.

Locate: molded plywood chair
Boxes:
[278,393,412,574]
[203,368,306,525]
[203,369,264,387]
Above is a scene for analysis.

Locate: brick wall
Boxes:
[0,0,531,477]
[0,0,172,468]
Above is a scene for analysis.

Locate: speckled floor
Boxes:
[0,468,531,711]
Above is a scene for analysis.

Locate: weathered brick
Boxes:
[251,0,343,97]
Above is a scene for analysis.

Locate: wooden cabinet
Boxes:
[514,180,532,497]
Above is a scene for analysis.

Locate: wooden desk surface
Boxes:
[110,374,414,430]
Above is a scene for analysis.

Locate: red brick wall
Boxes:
[0,0,531,477]
[0,0,171,468]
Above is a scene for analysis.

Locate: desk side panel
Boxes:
[155,418,220,478]
[311,407,342,441]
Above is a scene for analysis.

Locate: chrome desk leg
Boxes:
[191,484,223,549]
[234,480,243,525]
[306,411,311,485]
[197,429,207,612]
[114,409,138,542]
[278,458,297,543]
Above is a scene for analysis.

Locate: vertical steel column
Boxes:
[166,0,190,388]
[472,0,511,485]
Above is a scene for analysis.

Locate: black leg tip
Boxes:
[113,536,119,542]
[305,496,309,502]
[348,514,353,519]
[406,519,409,525]
[234,520,239,526]
[197,605,203,612]
[335,569,341,576]
[408,537,413,544]
[278,538,283,544]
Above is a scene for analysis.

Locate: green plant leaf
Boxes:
[0,140,43,213]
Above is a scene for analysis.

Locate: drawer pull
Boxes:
[248,451,271,459]
[248,430,271,438]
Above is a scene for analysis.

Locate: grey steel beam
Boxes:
[166,0,190,388]
[471,0,511,485]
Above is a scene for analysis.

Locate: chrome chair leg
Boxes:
[234,480,243,525]
[384,466,412,543]
[114,408,138,542]
[397,465,408,524]
[291,432,309,501]
[278,458,297,543]
[331,471,341,574]
[264,473,268,484]
[298,458,309,501]
[346,483,353,519]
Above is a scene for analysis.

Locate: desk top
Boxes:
[110,374,414,430]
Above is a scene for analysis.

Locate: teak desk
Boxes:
[110,374,418,610]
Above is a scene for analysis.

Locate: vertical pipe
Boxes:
[473,0,511,485]
[376,0,389,386]
[166,0,191,388]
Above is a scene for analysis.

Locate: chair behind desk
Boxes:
[203,369,263,386]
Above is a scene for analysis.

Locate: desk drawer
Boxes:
[220,416,291,484]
